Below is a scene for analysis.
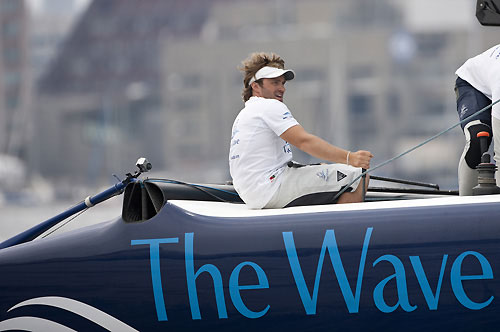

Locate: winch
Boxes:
[472,131,500,195]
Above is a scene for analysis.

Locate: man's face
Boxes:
[252,76,287,102]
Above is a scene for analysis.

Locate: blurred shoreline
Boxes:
[0,197,122,242]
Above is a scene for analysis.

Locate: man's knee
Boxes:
[338,175,368,204]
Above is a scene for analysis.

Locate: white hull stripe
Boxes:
[1,296,138,332]
[0,316,77,332]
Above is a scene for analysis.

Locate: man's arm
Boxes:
[280,125,373,169]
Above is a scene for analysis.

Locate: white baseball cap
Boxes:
[249,66,295,85]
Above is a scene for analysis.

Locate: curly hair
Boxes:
[239,52,286,102]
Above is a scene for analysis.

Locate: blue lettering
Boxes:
[185,233,228,319]
[131,238,179,321]
[451,251,494,310]
[373,255,417,313]
[410,255,448,310]
[133,232,496,322]
[283,228,373,314]
[229,262,270,319]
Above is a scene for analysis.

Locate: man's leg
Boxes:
[455,77,492,195]
[493,117,500,186]
[337,174,369,204]
[264,163,363,208]
[458,120,492,195]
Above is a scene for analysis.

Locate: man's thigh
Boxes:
[265,163,362,208]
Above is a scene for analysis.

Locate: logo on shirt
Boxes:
[490,45,500,59]
[316,169,329,182]
[283,142,292,154]
[337,171,347,182]
[282,112,292,120]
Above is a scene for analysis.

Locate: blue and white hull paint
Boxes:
[1,190,500,331]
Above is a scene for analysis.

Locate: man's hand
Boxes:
[349,150,373,169]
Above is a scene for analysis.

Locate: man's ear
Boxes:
[251,81,260,95]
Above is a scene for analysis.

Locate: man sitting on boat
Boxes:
[229,52,373,209]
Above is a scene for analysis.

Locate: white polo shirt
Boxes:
[229,97,299,208]
[456,44,500,120]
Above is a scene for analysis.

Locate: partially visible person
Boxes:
[229,52,373,209]
[455,44,500,195]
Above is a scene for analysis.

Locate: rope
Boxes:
[333,97,500,201]
[41,208,89,238]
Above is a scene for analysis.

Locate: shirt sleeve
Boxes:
[260,100,299,136]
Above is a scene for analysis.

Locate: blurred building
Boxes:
[0,0,32,158]
[0,9,3,150]
[32,0,499,189]
[30,0,82,81]
[33,0,212,186]
[160,0,499,186]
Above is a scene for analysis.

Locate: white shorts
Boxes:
[264,163,363,208]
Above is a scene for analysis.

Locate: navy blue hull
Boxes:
[1,200,500,331]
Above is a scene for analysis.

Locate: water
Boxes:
[0,197,123,242]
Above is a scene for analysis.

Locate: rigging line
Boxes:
[333,97,500,201]
[41,208,89,239]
